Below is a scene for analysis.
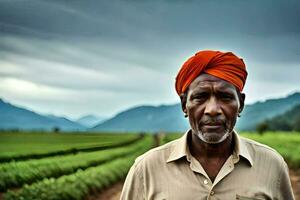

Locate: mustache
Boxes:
[199,117,226,126]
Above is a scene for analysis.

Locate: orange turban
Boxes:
[175,50,247,95]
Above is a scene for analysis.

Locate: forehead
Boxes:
[188,73,236,92]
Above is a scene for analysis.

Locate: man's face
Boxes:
[181,74,244,144]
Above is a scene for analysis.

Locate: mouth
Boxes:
[199,118,226,131]
[201,122,224,130]
[203,124,222,129]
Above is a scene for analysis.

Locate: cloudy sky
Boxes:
[0,0,299,119]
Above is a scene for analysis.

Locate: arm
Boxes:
[276,162,295,200]
[120,163,145,200]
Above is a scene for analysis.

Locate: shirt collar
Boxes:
[166,130,191,163]
[232,130,253,166]
[166,129,253,167]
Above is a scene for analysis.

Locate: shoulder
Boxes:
[136,139,177,163]
[132,138,179,170]
[240,136,282,157]
[240,136,287,169]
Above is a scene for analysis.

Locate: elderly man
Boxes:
[120,50,295,199]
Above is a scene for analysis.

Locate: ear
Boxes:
[239,93,246,113]
[180,92,187,115]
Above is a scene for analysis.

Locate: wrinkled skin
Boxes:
[180,73,245,144]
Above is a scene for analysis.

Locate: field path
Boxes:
[87,181,123,200]
[92,169,300,200]
[291,169,300,200]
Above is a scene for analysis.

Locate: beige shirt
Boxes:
[120,130,295,200]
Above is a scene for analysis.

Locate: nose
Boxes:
[204,97,222,117]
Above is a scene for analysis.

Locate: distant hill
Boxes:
[236,92,300,130]
[91,104,188,132]
[92,92,300,132]
[76,115,106,127]
[0,99,85,131]
[1,92,299,132]
[259,104,300,131]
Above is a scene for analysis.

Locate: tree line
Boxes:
[256,104,300,133]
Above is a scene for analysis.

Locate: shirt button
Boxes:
[204,179,208,185]
[210,191,215,196]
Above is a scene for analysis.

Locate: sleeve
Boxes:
[120,163,145,200]
[276,161,295,200]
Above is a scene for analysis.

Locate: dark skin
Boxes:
[180,74,245,182]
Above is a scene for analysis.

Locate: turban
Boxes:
[175,50,247,96]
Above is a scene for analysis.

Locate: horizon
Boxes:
[1,1,300,119]
[1,90,299,121]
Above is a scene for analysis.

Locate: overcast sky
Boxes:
[0,0,299,119]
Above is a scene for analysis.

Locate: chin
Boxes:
[196,130,231,144]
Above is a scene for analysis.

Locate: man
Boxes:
[120,50,295,199]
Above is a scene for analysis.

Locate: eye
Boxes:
[191,92,209,100]
[220,93,234,101]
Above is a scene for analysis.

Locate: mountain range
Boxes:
[260,104,300,131]
[92,104,187,132]
[0,99,84,131]
[1,92,300,132]
[236,92,300,130]
[76,115,106,127]
[92,92,300,132]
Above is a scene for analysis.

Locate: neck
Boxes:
[189,131,234,160]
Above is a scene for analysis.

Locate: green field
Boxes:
[0,132,153,200]
[0,132,140,162]
[0,131,299,200]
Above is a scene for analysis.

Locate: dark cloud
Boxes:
[0,0,299,117]
[2,1,300,37]
[1,0,300,64]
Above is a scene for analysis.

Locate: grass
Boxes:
[2,134,154,200]
[0,131,139,161]
[1,131,299,200]
[0,135,150,191]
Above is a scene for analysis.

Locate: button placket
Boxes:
[206,189,215,200]
[212,155,235,187]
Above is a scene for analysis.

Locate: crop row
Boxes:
[4,149,149,200]
[0,132,140,162]
[0,135,151,191]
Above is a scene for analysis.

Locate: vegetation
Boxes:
[1,131,299,199]
[0,136,149,191]
[0,131,140,162]
[2,134,153,200]
[236,92,300,130]
[4,154,145,200]
[256,104,300,132]
[256,122,269,134]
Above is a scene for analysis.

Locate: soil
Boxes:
[86,181,123,200]
[290,169,300,200]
